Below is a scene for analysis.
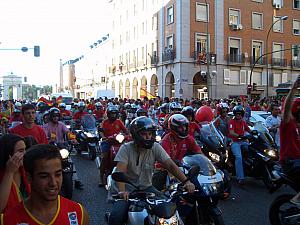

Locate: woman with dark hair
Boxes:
[0,134,30,213]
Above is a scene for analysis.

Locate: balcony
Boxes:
[250,56,267,66]
[291,60,300,68]
[162,49,175,62]
[128,62,136,70]
[118,63,127,73]
[150,55,159,66]
[137,60,145,68]
[271,58,287,67]
[227,54,246,64]
[192,51,216,65]
[108,65,116,74]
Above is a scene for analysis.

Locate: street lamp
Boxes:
[265,15,288,97]
[205,0,210,98]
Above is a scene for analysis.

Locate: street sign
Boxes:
[179,88,183,94]
[21,47,28,52]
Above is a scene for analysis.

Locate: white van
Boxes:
[51,93,73,110]
[94,89,115,99]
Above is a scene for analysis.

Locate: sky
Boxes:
[0,0,111,86]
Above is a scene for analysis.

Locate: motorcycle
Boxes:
[228,122,279,189]
[171,154,226,225]
[106,167,199,225]
[61,116,72,130]
[269,163,300,225]
[74,114,99,160]
[59,147,74,199]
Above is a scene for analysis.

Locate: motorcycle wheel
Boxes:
[89,146,97,160]
[269,194,300,225]
[61,173,73,199]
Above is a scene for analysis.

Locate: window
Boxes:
[196,3,209,22]
[252,41,263,59]
[294,0,300,9]
[273,73,281,87]
[195,33,209,53]
[141,47,145,60]
[273,17,284,32]
[167,5,174,24]
[252,13,263,29]
[166,35,174,49]
[251,71,262,85]
[142,22,145,35]
[292,44,300,60]
[293,20,300,35]
[229,38,240,55]
[229,9,240,25]
[152,14,157,30]
[229,70,240,85]
[272,43,283,59]
[252,0,263,2]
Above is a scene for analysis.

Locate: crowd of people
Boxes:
[0,77,299,224]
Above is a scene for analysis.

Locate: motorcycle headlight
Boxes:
[116,134,125,143]
[208,152,220,162]
[155,135,162,142]
[200,183,222,195]
[158,215,179,225]
[66,125,71,129]
[60,149,69,159]
[84,132,94,138]
[264,149,277,158]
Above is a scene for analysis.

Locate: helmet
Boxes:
[36,102,48,112]
[195,106,214,123]
[291,97,300,118]
[217,102,229,115]
[130,104,138,113]
[15,102,22,108]
[169,102,182,112]
[78,102,85,108]
[232,105,245,117]
[130,116,157,149]
[107,106,119,121]
[159,103,168,114]
[124,103,131,110]
[136,108,148,117]
[13,109,21,113]
[49,107,60,121]
[58,103,66,108]
[168,114,189,139]
[95,102,103,109]
[181,106,195,120]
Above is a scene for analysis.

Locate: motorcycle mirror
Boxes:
[188,166,200,179]
[112,172,139,189]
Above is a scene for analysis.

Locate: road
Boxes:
[72,153,292,225]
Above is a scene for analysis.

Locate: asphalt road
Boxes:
[72,153,292,225]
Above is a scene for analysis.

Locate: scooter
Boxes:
[59,148,74,199]
[106,167,199,225]
[74,114,99,160]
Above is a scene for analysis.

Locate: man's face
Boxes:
[140,130,154,140]
[23,109,36,124]
[52,114,60,123]
[29,158,62,202]
[235,112,243,120]
[272,106,280,116]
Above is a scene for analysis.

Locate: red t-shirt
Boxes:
[73,111,88,121]
[102,119,127,138]
[228,119,251,142]
[189,121,201,136]
[93,109,105,120]
[60,110,72,117]
[161,133,202,161]
[1,195,83,225]
[279,118,300,163]
[10,124,48,144]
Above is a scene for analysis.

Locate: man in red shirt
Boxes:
[58,103,72,118]
[10,104,48,144]
[72,102,88,121]
[181,106,200,137]
[98,105,128,187]
[279,77,300,206]
[228,105,251,185]
[93,102,105,122]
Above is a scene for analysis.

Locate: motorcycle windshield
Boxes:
[200,123,224,149]
[81,114,96,131]
[253,121,275,147]
[182,154,217,176]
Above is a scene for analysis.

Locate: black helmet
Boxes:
[130,116,157,149]
[37,102,48,112]
[169,102,182,112]
[232,105,245,117]
[168,114,189,139]
[136,108,147,117]
[107,106,119,121]
[181,106,195,120]
[159,103,168,114]
[49,107,60,121]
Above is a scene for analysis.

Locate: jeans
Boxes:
[100,140,111,153]
[231,141,249,180]
[108,186,164,225]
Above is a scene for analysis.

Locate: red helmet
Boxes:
[195,106,214,123]
[291,97,300,117]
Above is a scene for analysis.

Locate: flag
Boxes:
[56,95,63,104]
[38,96,53,106]
[140,88,156,99]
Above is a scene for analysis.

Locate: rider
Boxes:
[228,105,252,185]
[214,102,231,137]
[93,102,105,122]
[58,103,72,118]
[43,108,84,190]
[265,104,281,148]
[181,106,201,137]
[136,108,148,117]
[98,105,128,187]
[108,116,195,225]
[279,77,300,206]
[73,102,88,122]
[35,102,49,125]
[9,109,23,124]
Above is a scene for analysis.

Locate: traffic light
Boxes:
[34,45,40,57]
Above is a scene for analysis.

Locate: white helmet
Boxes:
[59,103,66,108]
[15,102,22,107]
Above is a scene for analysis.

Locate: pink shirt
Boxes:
[43,121,69,143]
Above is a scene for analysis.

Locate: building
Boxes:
[0,73,23,100]
[107,0,300,99]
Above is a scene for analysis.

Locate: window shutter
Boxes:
[247,70,252,84]
[224,69,230,84]
[262,71,267,85]
[282,72,288,83]
[240,70,246,84]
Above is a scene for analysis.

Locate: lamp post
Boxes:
[265,15,288,97]
[205,0,210,99]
